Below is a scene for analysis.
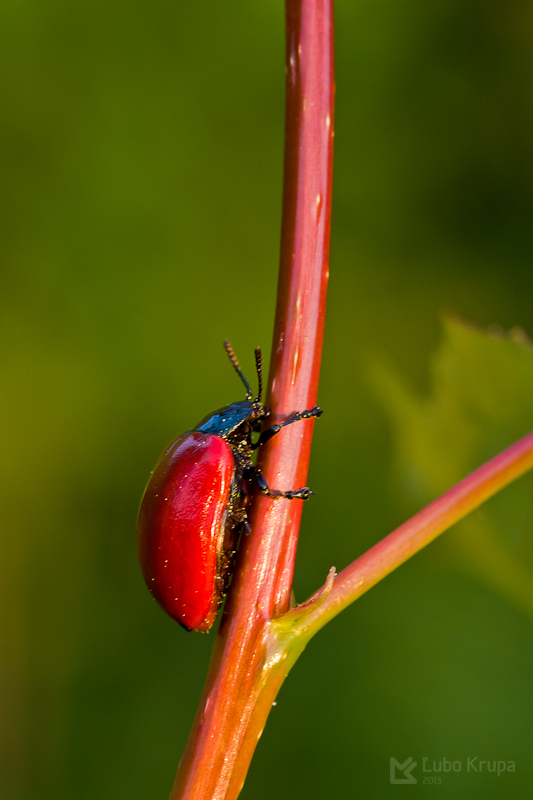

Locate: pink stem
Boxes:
[253,0,334,618]
[292,429,533,637]
[169,2,334,798]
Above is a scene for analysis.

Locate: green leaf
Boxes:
[371,316,533,618]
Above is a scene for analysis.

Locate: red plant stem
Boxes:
[291,429,533,638]
[255,0,334,618]
[169,2,334,799]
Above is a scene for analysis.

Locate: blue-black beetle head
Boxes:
[194,341,266,438]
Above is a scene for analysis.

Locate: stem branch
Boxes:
[284,429,533,640]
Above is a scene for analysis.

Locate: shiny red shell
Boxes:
[137,431,234,632]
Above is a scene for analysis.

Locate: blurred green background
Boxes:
[1,1,533,798]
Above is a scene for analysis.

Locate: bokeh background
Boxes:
[2,1,533,798]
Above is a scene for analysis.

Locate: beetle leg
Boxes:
[254,468,314,500]
[251,406,323,450]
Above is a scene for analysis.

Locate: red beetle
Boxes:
[137,342,322,632]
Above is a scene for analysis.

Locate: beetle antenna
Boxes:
[223,340,252,400]
[254,347,263,402]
